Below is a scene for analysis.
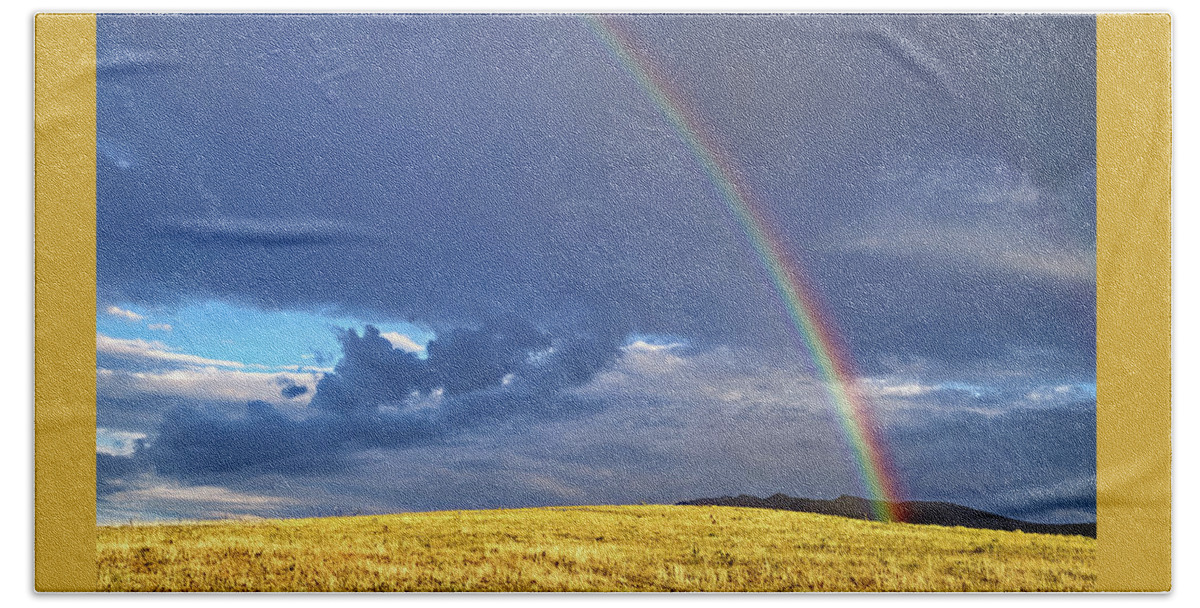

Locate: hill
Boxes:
[677,494,1096,538]
[98,504,1094,591]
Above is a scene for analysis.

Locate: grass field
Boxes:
[97,505,1095,592]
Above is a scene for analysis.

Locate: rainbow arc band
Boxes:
[587,15,906,523]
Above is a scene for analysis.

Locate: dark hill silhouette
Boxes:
[677,493,1095,538]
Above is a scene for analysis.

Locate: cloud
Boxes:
[147,323,172,331]
[157,217,364,247]
[98,366,320,407]
[573,345,1095,522]
[99,478,299,523]
[306,326,433,416]
[147,400,348,478]
[623,339,685,353]
[860,378,998,401]
[106,305,144,321]
[1023,383,1096,406]
[118,320,621,480]
[876,383,935,397]
[308,321,619,415]
[99,333,1095,523]
[97,428,147,456]
[353,345,1092,522]
[97,333,246,368]
[281,384,308,399]
[837,157,1095,283]
[846,224,1095,282]
[425,322,553,395]
[277,364,335,373]
[380,331,424,353]
[579,345,829,414]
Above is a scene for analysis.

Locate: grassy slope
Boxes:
[98,504,1095,592]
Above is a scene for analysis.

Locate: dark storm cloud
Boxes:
[426,322,550,395]
[308,320,619,414]
[96,14,1095,378]
[307,327,432,416]
[151,400,342,477]
[116,320,624,481]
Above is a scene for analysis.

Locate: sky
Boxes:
[94,13,1097,524]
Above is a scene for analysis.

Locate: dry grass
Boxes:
[98,504,1095,592]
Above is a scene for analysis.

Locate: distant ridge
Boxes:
[677,493,1096,538]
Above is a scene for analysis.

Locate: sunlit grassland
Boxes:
[98,505,1095,592]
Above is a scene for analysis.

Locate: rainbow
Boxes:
[587,15,906,522]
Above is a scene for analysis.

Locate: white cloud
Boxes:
[1023,383,1096,405]
[99,479,300,523]
[147,323,172,331]
[97,333,246,368]
[115,483,291,506]
[847,226,1094,282]
[584,346,1054,426]
[97,366,321,407]
[622,339,685,353]
[859,378,940,398]
[383,387,444,416]
[277,364,335,373]
[105,305,144,322]
[577,345,828,413]
[877,383,935,397]
[380,331,425,353]
[97,428,147,456]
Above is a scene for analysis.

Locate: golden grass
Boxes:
[97,505,1095,592]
